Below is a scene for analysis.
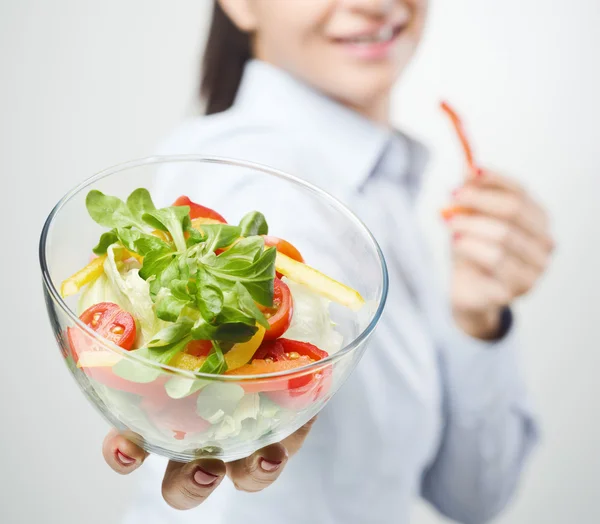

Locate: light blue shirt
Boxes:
[125,60,538,524]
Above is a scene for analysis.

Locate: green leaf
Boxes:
[139,248,176,280]
[191,312,257,343]
[147,321,193,348]
[185,219,206,247]
[232,282,269,329]
[143,206,190,252]
[112,341,188,383]
[92,230,118,255]
[134,235,171,257]
[155,289,190,322]
[196,268,224,322]
[200,224,242,253]
[198,341,227,374]
[208,246,276,307]
[126,188,156,222]
[115,227,142,252]
[86,190,144,229]
[213,237,264,269]
[239,211,269,236]
[170,279,191,301]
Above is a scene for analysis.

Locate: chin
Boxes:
[328,67,399,112]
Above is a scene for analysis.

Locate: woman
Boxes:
[106,1,554,523]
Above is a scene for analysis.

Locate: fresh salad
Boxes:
[60,188,364,445]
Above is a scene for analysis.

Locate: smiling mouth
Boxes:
[332,24,406,46]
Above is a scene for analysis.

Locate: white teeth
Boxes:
[378,26,394,42]
[348,26,394,44]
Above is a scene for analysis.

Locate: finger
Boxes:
[467,169,526,195]
[453,265,512,309]
[227,442,289,493]
[453,236,538,295]
[453,186,549,239]
[102,429,148,475]
[280,417,317,457]
[161,458,226,511]
[449,215,551,270]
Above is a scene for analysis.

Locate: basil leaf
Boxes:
[200,224,242,252]
[139,248,176,280]
[143,206,190,252]
[198,342,227,374]
[232,282,269,329]
[155,290,190,322]
[239,211,268,236]
[126,188,156,222]
[92,230,118,255]
[147,321,192,348]
[86,190,144,229]
[112,341,187,383]
[208,246,276,307]
[213,237,264,269]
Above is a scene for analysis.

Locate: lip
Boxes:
[330,23,407,60]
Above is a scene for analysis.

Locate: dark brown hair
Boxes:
[200,2,252,115]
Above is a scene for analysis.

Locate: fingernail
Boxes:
[116,450,136,466]
[193,467,219,486]
[259,458,282,472]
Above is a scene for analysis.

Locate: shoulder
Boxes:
[155,110,317,179]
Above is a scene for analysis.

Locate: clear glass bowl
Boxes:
[39,155,388,462]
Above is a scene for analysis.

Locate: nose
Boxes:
[339,0,396,16]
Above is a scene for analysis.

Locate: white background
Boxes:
[1,1,598,523]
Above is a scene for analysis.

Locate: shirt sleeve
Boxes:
[420,306,540,524]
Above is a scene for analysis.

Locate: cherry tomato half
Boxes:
[79,302,136,349]
[173,196,227,223]
[262,236,304,263]
[68,303,167,401]
[260,278,293,341]
[262,236,304,279]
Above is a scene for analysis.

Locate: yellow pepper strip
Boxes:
[224,325,266,371]
[60,249,142,298]
[275,252,365,312]
[61,255,108,298]
[76,350,122,368]
[170,352,207,371]
[191,217,223,229]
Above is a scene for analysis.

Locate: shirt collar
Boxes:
[234,59,427,193]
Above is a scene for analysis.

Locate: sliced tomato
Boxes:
[227,339,331,408]
[79,302,136,349]
[226,356,314,393]
[260,278,293,341]
[69,302,168,401]
[262,236,304,279]
[262,236,304,263]
[173,196,227,223]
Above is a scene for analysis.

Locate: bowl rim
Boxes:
[39,154,389,381]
